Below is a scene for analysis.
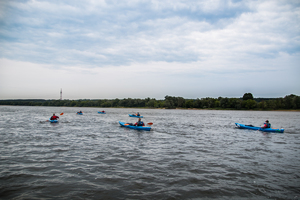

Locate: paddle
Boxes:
[124,123,153,126]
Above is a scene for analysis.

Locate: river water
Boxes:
[0,106,299,200]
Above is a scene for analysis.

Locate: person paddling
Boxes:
[134,118,145,126]
[50,113,59,120]
[261,120,271,128]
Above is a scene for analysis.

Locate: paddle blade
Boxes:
[60,113,64,115]
[147,122,153,125]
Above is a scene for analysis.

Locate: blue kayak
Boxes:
[49,118,58,123]
[119,121,151,131]
[77,112,83,115]
[235,123,284,133]
[98,111,106,114]
[128,114,143,118]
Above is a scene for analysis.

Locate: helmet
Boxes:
[265,120,269,122]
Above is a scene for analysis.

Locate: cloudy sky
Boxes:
[0,0,299,100]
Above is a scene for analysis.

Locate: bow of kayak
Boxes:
[119,121,151,131]
[49,118,58,123]
[235,123,259,130]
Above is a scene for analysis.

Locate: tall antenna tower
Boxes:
[60,88,62,100]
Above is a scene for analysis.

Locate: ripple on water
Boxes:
[0,107,299,199]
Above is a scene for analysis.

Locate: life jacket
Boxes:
[136,121,144,126]
[51,116,59,120]
[264,123,271,128]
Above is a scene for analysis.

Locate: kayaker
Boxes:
[78,111,83,113]
[134,118,145,126]
[136,112,140,116]
[261,120,271,128]
[50,114,59,120]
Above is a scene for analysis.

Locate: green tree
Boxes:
[242,99,257,109]
[220,97,229,108]
[227,98,239,109]
[70,101,76,107]
[163,100,172,109]
[101,101,111,107]
[112,98,120,107]
[184,100,194,108]
[214,100,220,108]
[177,97,185,107]
[164,95,175,108]
[266,100,277,110]
[283,94,295,109]
[293,96,300,109]
[146,99,157,108]
[243,93,254,100]
[258,101,267,109]
[193,98,202,108]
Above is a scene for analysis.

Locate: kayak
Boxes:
[49,118,58,123]
[128,114,143,118]
[98,111,106,114]
[235,123,284,133]
[77,112,83,115]
[119,121,151,131]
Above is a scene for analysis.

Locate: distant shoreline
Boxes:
[1,105,299,112]
[1,94,299,110]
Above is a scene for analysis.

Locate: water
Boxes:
[0,106,299,200]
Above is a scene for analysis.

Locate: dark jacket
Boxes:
[50,115,59,120]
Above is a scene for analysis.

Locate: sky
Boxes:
[0,0,299,100]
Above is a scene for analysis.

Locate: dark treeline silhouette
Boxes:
[0,93,299,110]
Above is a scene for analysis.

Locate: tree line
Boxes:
[0,93,299,110]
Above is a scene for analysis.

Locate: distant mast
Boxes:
[60,88,62,100]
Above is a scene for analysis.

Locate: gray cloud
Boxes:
[0,0,299,99]
[2,0,298,67]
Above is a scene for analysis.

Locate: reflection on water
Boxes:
[0,106,299,199]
